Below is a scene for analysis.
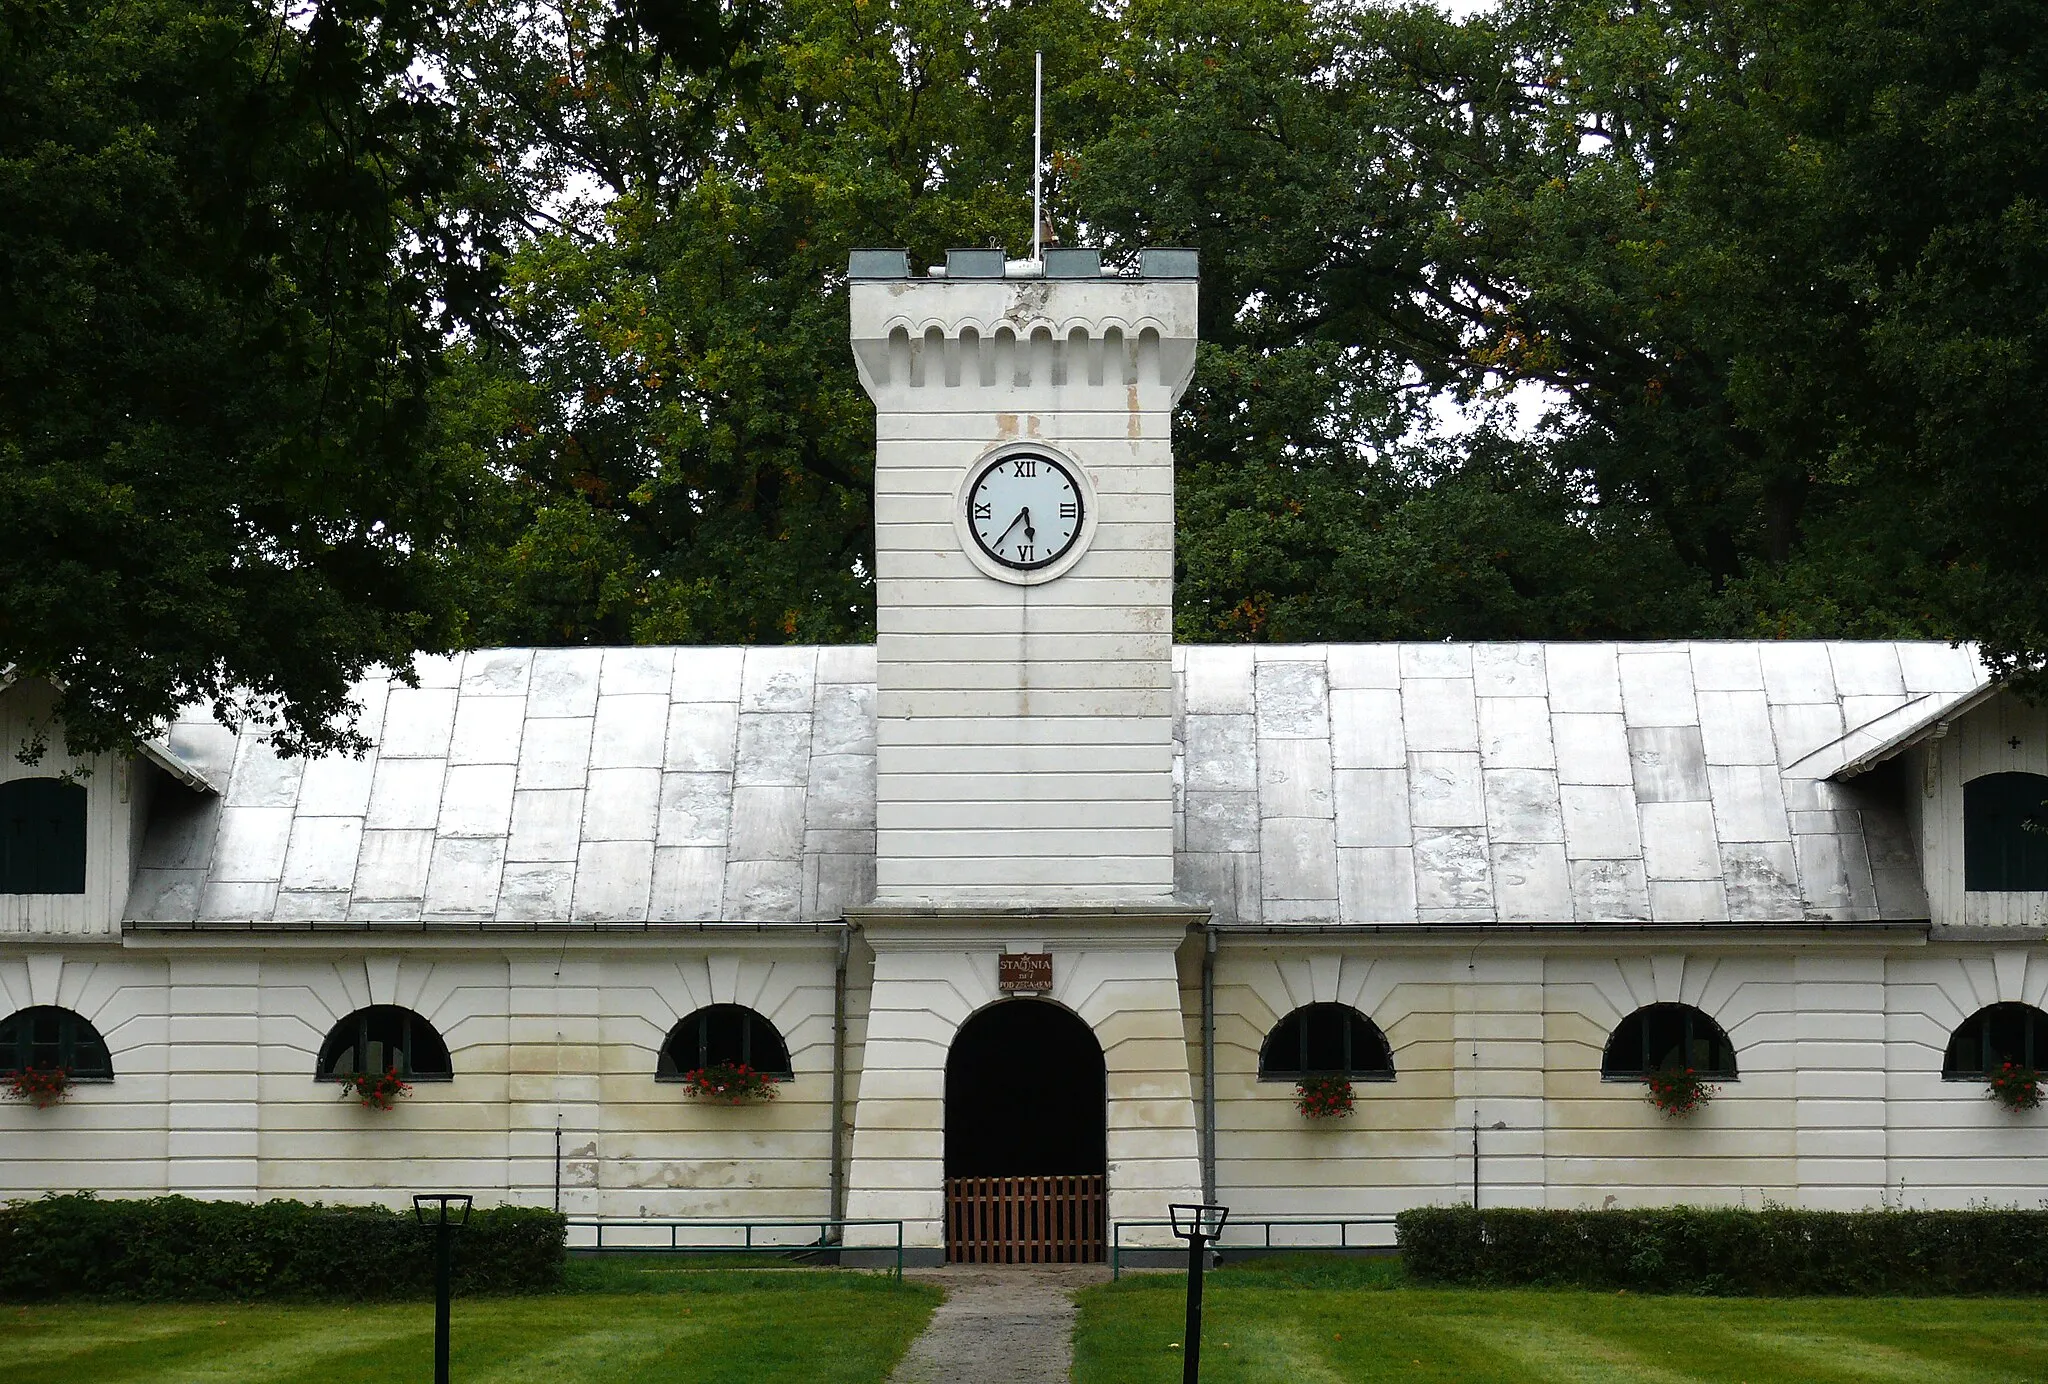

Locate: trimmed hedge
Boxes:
[0,1194,566,1301]
[1397,1205,2048,1295]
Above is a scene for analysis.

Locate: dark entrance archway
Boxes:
[944,999,1107,1262]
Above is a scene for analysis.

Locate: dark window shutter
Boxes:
[0,778,87,894]
[1965,773,2048,891]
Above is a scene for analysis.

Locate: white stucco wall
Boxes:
[1195,937,2048,1222]
[0,938,849,1217]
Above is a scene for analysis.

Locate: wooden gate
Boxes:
[944,1174,1106,1263]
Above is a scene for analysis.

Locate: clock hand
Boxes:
[1021,507,1034,542]
[992,508,1029,546]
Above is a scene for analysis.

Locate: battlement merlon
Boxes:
[848,249,1198,413]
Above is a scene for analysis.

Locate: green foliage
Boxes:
[0,0,488,757]
[1074,0,2048,656]
[1397,1205,2048,1294]
[1070,0,1712,644]
[0,1193,565,1300]
[19,0,2048,701]
[436,0,1119,648]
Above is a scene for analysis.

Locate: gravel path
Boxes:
[887,1264,1108,1384]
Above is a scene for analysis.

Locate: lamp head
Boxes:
[1168,1202,1229,1242]
[413,1193,474,1228]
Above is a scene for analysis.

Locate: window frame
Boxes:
[1601,1003,1739,1082]
[1942,1002,2048,1080]
[656,1004,794,1081]
[0,777,88,895]
[313,1006,454,1083]
[1963,772,2048,892]
[0,1005,114,1081]
[1256,1003,1396,1083]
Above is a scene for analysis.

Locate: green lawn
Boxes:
[1073,1258,2048,1384]
[0,1261,939,1384]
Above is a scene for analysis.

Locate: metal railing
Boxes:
[565,1217,907,1281]
[1109,1215,1397,1280]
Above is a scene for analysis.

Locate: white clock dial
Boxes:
[965,453,1085,572]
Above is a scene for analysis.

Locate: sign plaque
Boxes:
[997,952,1053,993]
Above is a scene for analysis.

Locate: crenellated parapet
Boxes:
[848,253,1198,413]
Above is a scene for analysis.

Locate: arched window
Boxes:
[0,1006,113,1079]
[1257,1004,1395,1081]
[0,778,87,894]
[1602,1003,1738,1080]
[1965,773,2048,891]
[315,1006,452,1081]
[657,1004,792,1080]
[1944,1003,2048,1079]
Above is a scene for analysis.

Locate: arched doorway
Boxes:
[944,999,1107,1262]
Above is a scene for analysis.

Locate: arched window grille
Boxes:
[657,1005,793,1080]
[1943,1003,2048,1079]
[314,1006,452,1081]
[1964,773,2048,891]
[1257,1004,1395,1081]
[0,778,87,894]
[0,1006,113,1079]
[1602,1003,1738,1080]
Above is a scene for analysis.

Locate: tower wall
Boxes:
[850,270,1197,905]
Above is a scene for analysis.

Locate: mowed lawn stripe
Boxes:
[0,1304,427,1384]
[0,1273,939,1384]
[1727,1327,2042,1384]
[1072,1266,2048,1384]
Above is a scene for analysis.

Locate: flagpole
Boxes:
[1032,50,1043,264]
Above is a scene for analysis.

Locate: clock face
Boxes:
[965,453,1085,572]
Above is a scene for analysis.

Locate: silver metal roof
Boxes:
[126,641,1986,928]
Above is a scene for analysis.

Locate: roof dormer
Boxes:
[0,678,217,938]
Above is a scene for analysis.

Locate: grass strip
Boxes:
[1073,1257,2048,1383]
[0,1267,938,1384]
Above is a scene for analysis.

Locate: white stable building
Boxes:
[6,248,2048,1263]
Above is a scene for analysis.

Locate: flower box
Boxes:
[1986,1060,2042,1113]
[1641,1066,1716,1118]
[1295,1074,1355,1119]
[3,1066,72,1109]
[680,1063,780,1105]
[337,1067,412,1111]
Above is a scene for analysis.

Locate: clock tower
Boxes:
[849,246,1197,904]
[841,247,1208,1258]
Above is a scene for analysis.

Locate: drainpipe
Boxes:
[1201,926,1217,1206]
[829,926,851,1233]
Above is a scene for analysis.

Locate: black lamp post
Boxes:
[1168,1201,1229,1384]
[413,1193,473,1384]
